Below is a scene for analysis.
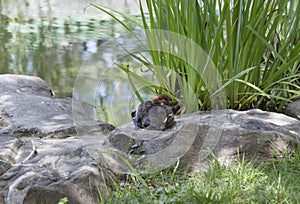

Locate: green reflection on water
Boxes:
[0,8,128,97]
[0,1,146,126]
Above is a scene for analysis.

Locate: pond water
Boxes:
[0,0,152,126]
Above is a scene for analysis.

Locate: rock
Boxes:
[0,137,23,175]
[285,98,300,120]
[0,74,53,97]
[0,74,107,138]
[104,109,300,173]
[0,74,115,204]
[0,137,111,204]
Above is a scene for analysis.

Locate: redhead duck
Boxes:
[152,94,172,105]
[153,94,182,115]
[131,94,177,130]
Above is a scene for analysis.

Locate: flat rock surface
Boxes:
[0,74,109,138]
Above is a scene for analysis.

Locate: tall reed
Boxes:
[93,0,300,112]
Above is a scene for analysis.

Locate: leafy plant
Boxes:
[58,197,68,204]
[92,0,300,112]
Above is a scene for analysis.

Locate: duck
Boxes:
[131,94,177,130]
[152,94,182,115]
[152,94,172,105]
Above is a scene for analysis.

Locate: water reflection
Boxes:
[0,0,143,95]
[0,15,123,96]
[73,30,156,126]
[0,0,150,125]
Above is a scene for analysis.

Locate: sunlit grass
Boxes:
[104,148,300,203]
[92,0,300,112]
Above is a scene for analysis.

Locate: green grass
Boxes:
[104,148,300,204]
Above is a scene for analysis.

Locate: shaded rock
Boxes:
[104,109,300,173]
[0,74,113,138]
[0,74,53,97]
[285,98,300,120]
[0,74,115,204]
[0,137,111,204]
[0,137,23,175]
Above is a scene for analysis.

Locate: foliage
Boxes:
[58,197,69,204]
[93,0,300,112]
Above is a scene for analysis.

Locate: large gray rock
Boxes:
[0,74,114,138]
[103,109,300,173]
[0,74,114,204]
[0,74,52,97]
[0,137,111,204]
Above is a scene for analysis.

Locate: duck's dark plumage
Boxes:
[131,98,175,130]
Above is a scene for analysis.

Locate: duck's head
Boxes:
[152,94,172,105]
